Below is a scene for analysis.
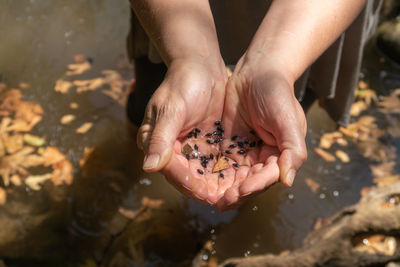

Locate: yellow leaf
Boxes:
[335,150,350,163]
[76,122,93,134]
[60,114,76,125]
[23,134,45,146]
[25,174,52,191]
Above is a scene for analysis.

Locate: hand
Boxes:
[216,54,307,211]
[137,58,228,203]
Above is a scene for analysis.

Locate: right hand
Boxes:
[137,57,228,203]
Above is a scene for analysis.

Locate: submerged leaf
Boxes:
[54,80,73,94]
[212,156,230,172]
[23,134,45,147]
[305,178,320,193]
[335,150,350,163]
[51,159,73,186]
[76,122,93,134]
[60,114,76,125]
[314,148,336,162]
[25,173,52,190]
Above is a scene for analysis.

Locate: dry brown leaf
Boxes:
[54,80,73,94]
[69,102,79,109]
[14,101,43,123]
[370,162,395,178]
[353,235,397,256]
[10,174,21,186]
[23,134,45,147]
[319,132,342,149]
[4,134,24,154]
[51,159,73,186]
[213,156,230,172]
[358,80,368,89]
[141,196,164,209]
[42,146,65,166]
[73,53,86,64]
[0,188,6,206]
[75,78,105,93]
[0,89,22,111]
[118,207,140,220]
[60,114,76,125]
[373,175,400,187]
[18,82,31,89]
[314,148,336,162]
[21,154,45,168]
[350,101,367,117]
[76,122,93,134]
[25,173,52,191]
[66,61,91,76]
[305,178,320,193]
[335,150,350,163]
[79,147,94,167]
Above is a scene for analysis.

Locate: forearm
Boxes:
[130,0,222,66]
[246,0,367,82]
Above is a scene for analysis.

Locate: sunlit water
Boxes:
[0,1,399,266]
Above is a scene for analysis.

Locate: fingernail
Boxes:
[285,169,296,187]
[143,153,160,170]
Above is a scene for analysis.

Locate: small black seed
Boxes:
[250,130,256,135]
[205,133,212,137]
[192,153,198,159]
[214,139,221,143]
[214,121,221,126]
[194,144,199,151]
[238,150,246,155]
[250,141,256,147]
[231,136,238,141]
[219,173,224,178]
[217,126,224,132]
[185,154,190,160]
[197,169,204,175]
[209,153,214,160]
[229,144,237,148]
[257,140,263,146]
[201,162,207,168]
[206,139,213,144]
[225,150,232,154]
[200,156,206,161]
[194,128,201,133]
[233,163,239,168]
[238,141,244,148]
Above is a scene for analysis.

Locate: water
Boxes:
[0,1,399,266]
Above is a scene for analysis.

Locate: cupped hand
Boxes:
[216,55,308,211]
[137,58,228,203]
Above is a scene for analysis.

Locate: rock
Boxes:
[376,20,400,64]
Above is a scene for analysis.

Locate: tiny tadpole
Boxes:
[238,141,244,148]
[219,173,224,178]
[238,150,246,155]
[214,121,221,126]
[197,169,204,175]
[209,153,214,160]
[232,163,239,168]
[201,162,207,168]
[231,136,238,141]
[225,150,232,154]
[249,141,256,147]
[250,129,256,135]
[194,144,199,151]
[185,154,190,160]
[194,128,201,133]
[206,139,213,144]
[205,133,212,137]
[229,144,237,148]
[214,138,221,144]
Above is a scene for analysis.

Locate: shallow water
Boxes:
[0,1,399,266]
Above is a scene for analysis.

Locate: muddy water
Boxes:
[0,1,399,266]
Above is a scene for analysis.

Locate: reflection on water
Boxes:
[0,0,399,266]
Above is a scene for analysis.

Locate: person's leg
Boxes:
[127,57,167,126]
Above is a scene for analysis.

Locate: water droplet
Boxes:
[288,193,294,200]
[252,205,258,211]
[139,178,152,186]
[244,250,251,257]
[202,254,209,261]
[333,191,339,197]
[319,193,326,199]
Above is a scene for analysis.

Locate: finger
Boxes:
[141,105,185,172]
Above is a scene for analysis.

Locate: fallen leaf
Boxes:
[79,147,94,167]
[66,61,91,76]
[18,82,31,89]
[119,207,140,220]
[314,148,336,162]
[212,156,230,172]
[10,174,22,186]
[21,154,45,168]
[373,175,400,187]
[141,196,164,209]
[350,101,367,117]
[305,178,320,193]
[75,78,105,93]
[42,146,65,166]
[357,89,378,106]
[23,134,45,147]
[15,101,43,123]
[60,114,76,125]
[7,119,36,132]
[4,134,24,154]
[73,53,86,64]
[76,122,93,134]
[0,188,6,205]
[54,80,73,94]
[0,89,22,111]
[69,102,79,109]
[335,150,350,163]
[51,159,73,185]
[353,234,397,256]
[25,173,52,190]
[319,132,343,149]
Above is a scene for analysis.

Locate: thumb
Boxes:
[139,109,184,173]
